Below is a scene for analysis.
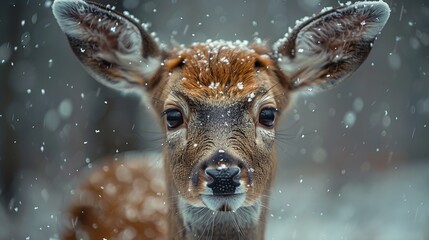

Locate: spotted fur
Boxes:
[53,0,389,239]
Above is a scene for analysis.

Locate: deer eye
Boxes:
[163,109,184,129]
[258,107,277,128]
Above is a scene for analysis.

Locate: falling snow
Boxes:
[1,0,428,240]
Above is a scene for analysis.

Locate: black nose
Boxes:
[205,166,241,195]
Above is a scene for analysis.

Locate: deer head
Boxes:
[53,0,389,238]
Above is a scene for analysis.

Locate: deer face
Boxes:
[157,43,289,211]
[53,0,389,222]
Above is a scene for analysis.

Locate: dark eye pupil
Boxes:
[165,109,184,129]
[259,108,276,128]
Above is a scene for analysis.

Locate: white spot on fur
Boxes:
[115,165,133,183]
[104,182,117,196]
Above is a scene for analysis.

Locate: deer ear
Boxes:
[52,0,162,91]
[274,1,390,92]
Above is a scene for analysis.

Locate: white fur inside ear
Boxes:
[273,1,390,58]
[52,0,143,51]
[82,55,161,91]
[52,0,90,38]
[347,1,390,40]
[273,1,390,91]
[52,0,162,88]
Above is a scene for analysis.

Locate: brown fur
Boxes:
[176,44,272,99]
[62,154,168,240]
[53,0,389,239]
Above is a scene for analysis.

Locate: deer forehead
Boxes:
[164,41,278,104]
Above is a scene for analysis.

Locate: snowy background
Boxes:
[0,0,428,239]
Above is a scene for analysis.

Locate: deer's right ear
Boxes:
[52,0,162,91]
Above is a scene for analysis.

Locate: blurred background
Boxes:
[0,0,428,239]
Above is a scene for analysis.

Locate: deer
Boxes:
[52,0,390,239]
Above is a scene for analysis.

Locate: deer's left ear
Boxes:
[274,1,390,92]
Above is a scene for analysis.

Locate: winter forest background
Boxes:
[0,0,428,239]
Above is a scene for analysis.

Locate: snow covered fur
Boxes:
[52,0,390,239]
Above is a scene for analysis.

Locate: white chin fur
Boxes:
[201,194,246,211]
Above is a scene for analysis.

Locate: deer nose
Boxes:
[205,166,241,195]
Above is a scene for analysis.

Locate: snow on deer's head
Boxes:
[53,0,389,223]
